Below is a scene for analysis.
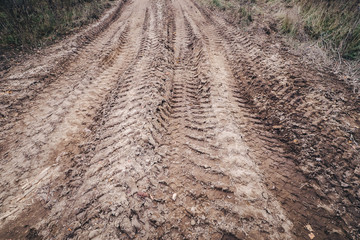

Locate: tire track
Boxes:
[17,1,178,238]
[1,0,359,239]
[191,2,360,239]
[0,0,143,234]
[151,1,294,238]
[0,0,128,129]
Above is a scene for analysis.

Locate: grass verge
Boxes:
[277,0,360,60]
[0,0,113,54]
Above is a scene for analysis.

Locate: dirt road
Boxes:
[0,0,359,239]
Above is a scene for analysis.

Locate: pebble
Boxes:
[354,166,360,176]
[89,230,100,239]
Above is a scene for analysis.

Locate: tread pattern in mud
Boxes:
[192,2,360,239]
[0,0,359,239]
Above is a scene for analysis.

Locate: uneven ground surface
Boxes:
[0,0,359,239]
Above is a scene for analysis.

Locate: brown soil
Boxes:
[0,0,359,239]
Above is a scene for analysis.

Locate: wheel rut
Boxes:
[0,0,359,239]
[190,3,360,239]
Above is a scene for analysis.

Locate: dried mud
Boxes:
[0,0,359,239]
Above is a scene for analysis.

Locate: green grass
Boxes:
[211,0,227,11]
[0,0,112,53]
[212,0,222,8]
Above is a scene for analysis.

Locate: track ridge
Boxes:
[190,1,360,238]
[0,0,152,235]
[1,0,359,239]
[0,0,129,130]
[18,1,180,238]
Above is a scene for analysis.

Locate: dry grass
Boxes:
[0,0,113,53]
[205,0,360,61]
[277,0,360,60]
[276,0,360,89]
[203,0,256,26]
[200,0,360,89]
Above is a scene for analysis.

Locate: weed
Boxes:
[0,0,112,53]
[280,14,297,35]
[282,0,360,60]
[212,0,222,8]
[237,5,253,24]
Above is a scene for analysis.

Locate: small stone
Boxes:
[73,221,81,229]
[305,224,313,232]
[89,230,100,239]
[191,220,196,226]
[190,207,196,214]
[172,193,177,201]
[354,166,360,176]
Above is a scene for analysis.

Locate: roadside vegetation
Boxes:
[278,0,360,60]
[208,0,255,26]
[0,0,113,53]
[203,0,360,61]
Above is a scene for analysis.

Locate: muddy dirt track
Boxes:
[0,0,359,239]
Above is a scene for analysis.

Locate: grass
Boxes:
[278,0,360,60]
[211,0,226,11]
[207,0,255,25]
[203,0,360,61]
[0,0,113,54]
[212,0,222,8]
